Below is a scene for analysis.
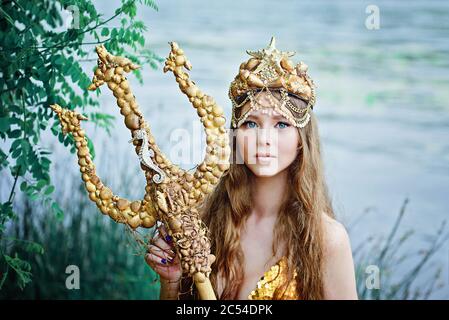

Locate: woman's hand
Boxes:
[145,223,182,283]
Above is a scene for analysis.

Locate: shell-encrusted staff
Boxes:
[50,42,230,300]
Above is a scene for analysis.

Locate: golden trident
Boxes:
[50,42,231,300]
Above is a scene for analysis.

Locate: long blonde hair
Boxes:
[180,95,335,300]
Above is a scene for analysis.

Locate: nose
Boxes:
[257,127,276,147]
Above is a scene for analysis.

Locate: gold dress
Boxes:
[248,256,299,300]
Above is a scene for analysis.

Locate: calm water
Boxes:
[45,0,449,298]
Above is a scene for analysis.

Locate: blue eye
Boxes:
[242,120,257,129]
[276,122,290,129]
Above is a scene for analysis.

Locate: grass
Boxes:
[350,197,448,300]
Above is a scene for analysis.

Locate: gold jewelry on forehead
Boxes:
[229,36,316,129]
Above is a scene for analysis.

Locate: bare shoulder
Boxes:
[321,212,351,254]
[321,212,358,299]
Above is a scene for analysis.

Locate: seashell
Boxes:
[115,66,124,75]
[78,147,89,157]
[88,192,97,201]
[104,68,114,81]
[196,90,204,99]
[296,62,308,74]
[202,96,215,107]
[100,205,108,215]
[212,105,223,117]
[117,98,127,108]
[239,69,250,81]
[129,100,138,110]
[120,105,131,116]
[108,208,119,220]
[198,163,208,173]
[142,216,156,228]
[168,217,182,232]
[248,73,264,87]
[100,187,113,200]
[113,74,121,84]
[213,117,225,127]
[218,162,230,171]
[206,135,216,144]
[280,58,294,71]
[193,98,202,108]
[185,85,198,97]
[128,215,141,229]
[205,154,218,165]
[212,167,223,178]
[130,200,141,213]
[124,93,133,102]
[269,77,283,87]
[246,58,260,71]
[204,172,214,182]
[113,87,124,98]
[204,119,213,128]
[190,265,196,275]
[175,55,185,66]
[197,107,207,117]
[86,181,96,192]
[117,198,130,211]
[156,195,168,213]
[201,184,213,194]
[124,113,139,130]
[91,175,100,185]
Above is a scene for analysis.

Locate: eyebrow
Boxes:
[247,113,288,121]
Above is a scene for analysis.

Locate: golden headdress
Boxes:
[229,36,316,129]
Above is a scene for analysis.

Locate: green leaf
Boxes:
[4,253,32,290]
[20,181,28,191]
[44,185,55,195]
[51,201,64,220]
[86,136,96,160]
[36,179,48,190]
[9,129,22,138]
[101,27,109,36]
[0,7,14,25]
[23,242,45,255]
[0,117,11,132]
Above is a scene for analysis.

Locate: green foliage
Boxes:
[0,191,160,299]
[0,0,162,291]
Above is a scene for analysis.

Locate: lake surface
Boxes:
[50,0,449,298]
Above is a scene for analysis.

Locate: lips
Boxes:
[256,153,276,158]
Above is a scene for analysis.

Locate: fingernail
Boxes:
[165,235,173,242]
[161,258,167,264]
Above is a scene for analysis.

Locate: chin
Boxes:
[247,163,284,177]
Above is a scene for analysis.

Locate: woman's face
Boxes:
[235,92,301,177]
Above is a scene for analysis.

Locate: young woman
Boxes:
[145,38,358,300]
